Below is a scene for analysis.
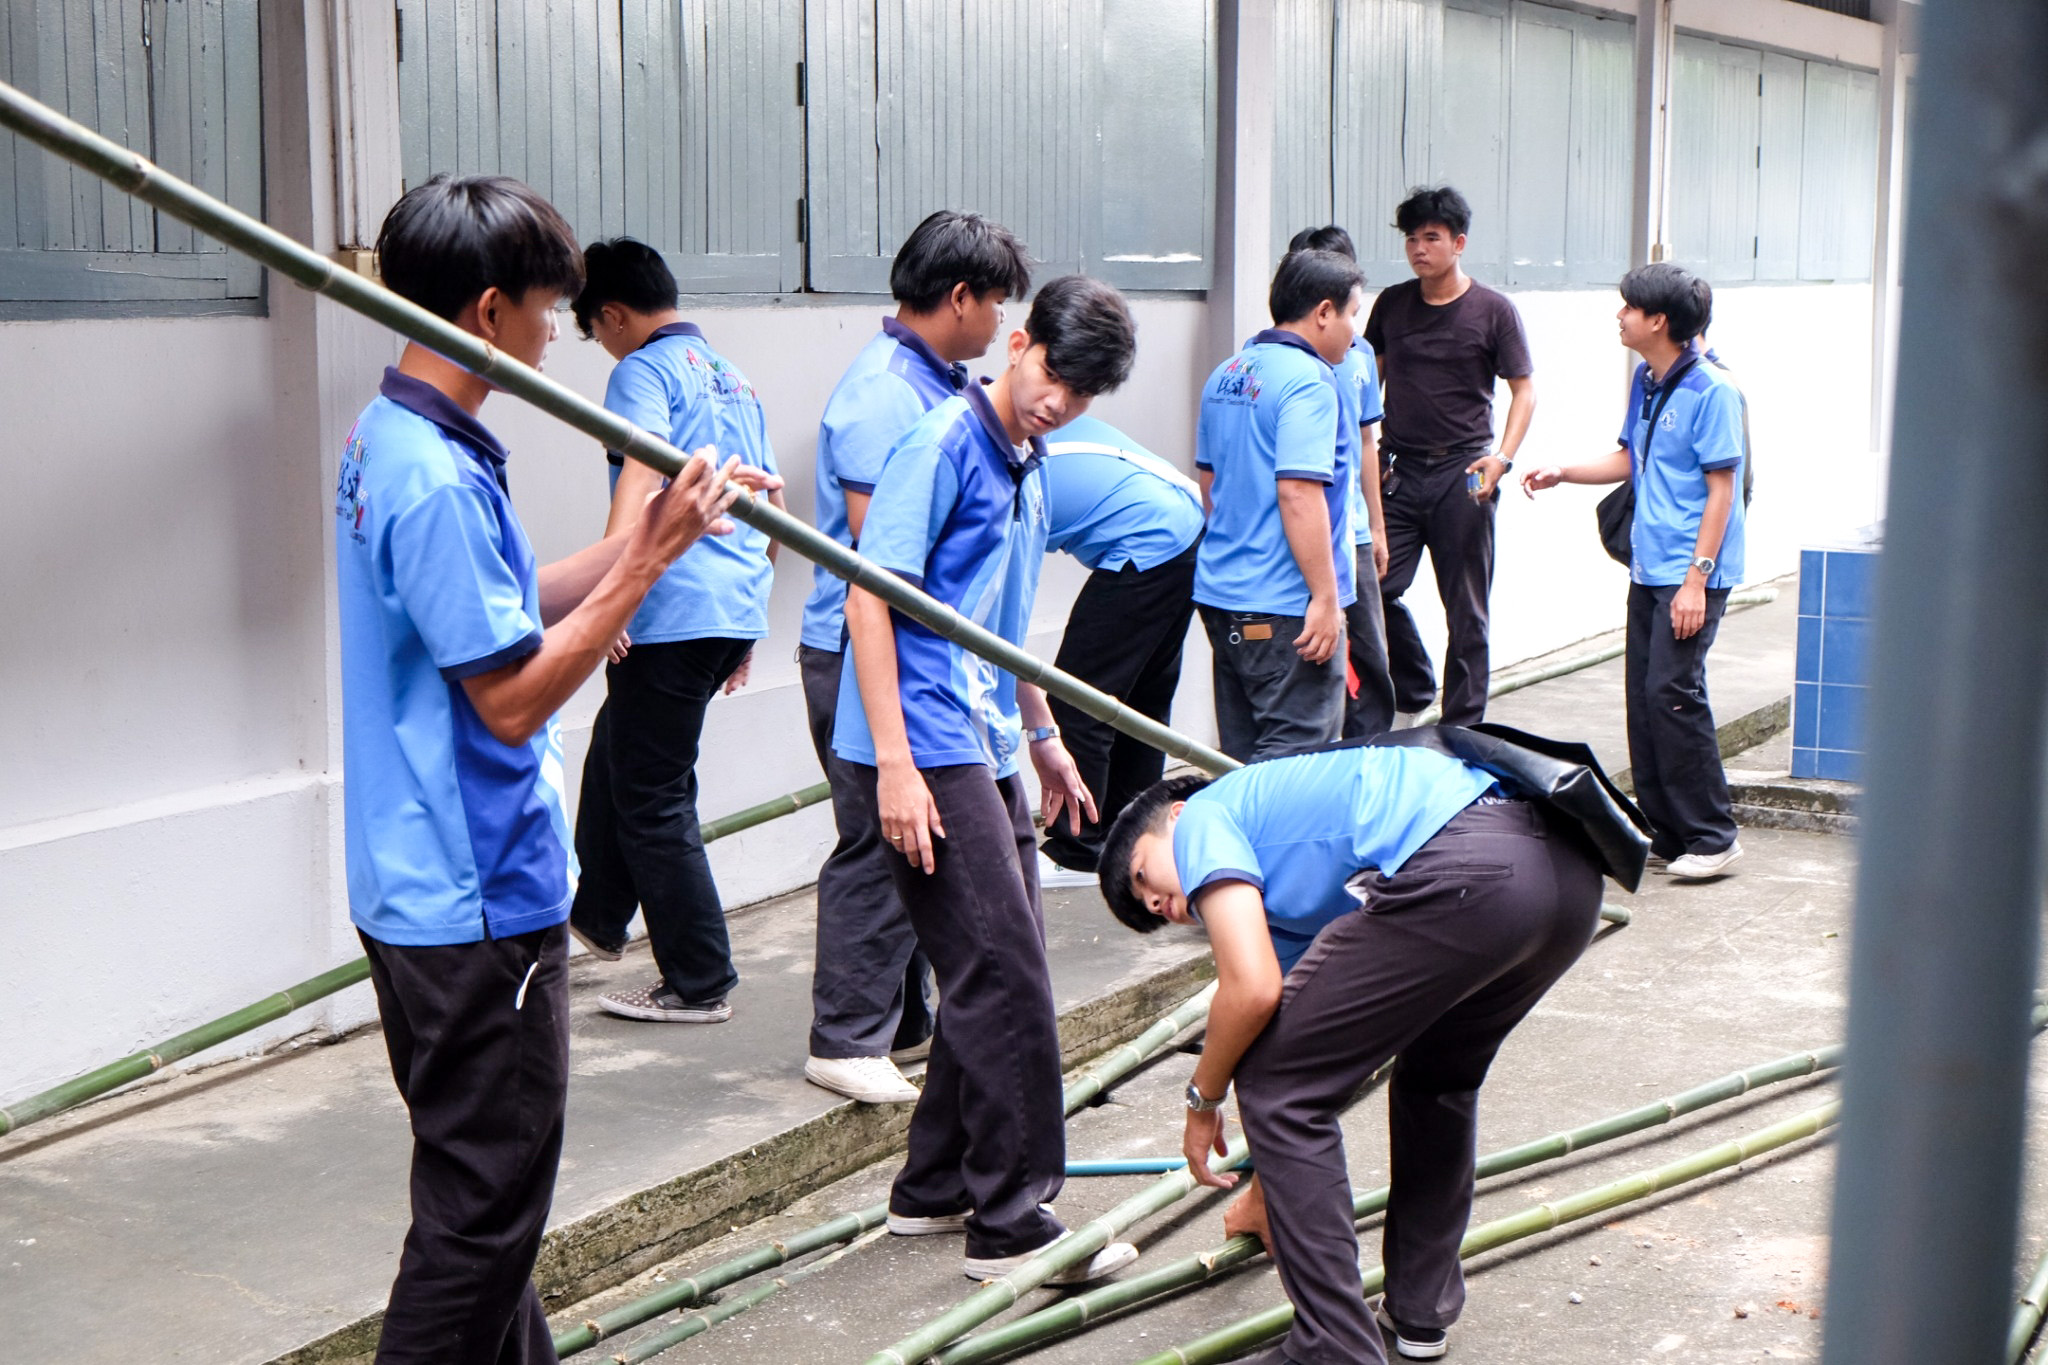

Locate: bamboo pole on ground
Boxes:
[1066,1160,1190,1176]
[1127,1099,1841,1365]
[2009,1243,2048,1364]
[608,1227,890,1364]
[934,1040,1843,1365]
[549,983,1218,1357]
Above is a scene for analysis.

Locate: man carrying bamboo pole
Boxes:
[336,175,774,1365]
[1098,741,1609,1362]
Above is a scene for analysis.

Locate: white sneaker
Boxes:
[804,1054,920,1104]
[887,1209,970,1236]
[1667,841,1744,880]
[1036,853,1099,890]
[964,1236,1139,1285]
[889,1038,933,1065]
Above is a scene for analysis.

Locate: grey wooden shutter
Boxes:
[1797,60,1878,282]
[1669,35,1760,283]
[1755,50,1806,281]
[0,0,263,309]
[1331,0,1439,283]
[1270,0,1335,269]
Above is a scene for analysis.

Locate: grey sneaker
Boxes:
[1374,1299,1449,1359]
[568,922,624,961]
[964,1237,1139,1285]
[1667,841,1744,880]
[597,981,731,1023]
[887,1208,970,1236]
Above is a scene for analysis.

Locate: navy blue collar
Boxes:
[380,367,510,471]
[969,378,1045,474]
[1251,328,1329,364]
[883,316,970,392]
[639,320,706,350]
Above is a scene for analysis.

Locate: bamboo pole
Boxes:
[550,982,1218,1357]
[2009,1242,2048,1364]
[935,1039,1843,1365]
[1128,1098,1841,1365]
[0,779,831,1140]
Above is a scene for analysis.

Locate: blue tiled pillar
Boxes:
[1793,547,1877,782]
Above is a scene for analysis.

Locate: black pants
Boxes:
[1042,541,1199,871]
[1625,582,1738,858]
[1199,605,1346,762]
[1342,543,1397,740]
[1380,449,1497,725]
[570,637,751,1006]
[799,644,935,1059]
[360,925,570,1365]
[1236,803,1603,1365]
[843,763,1068,1259]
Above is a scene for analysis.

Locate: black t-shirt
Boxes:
[1362,278,1533,453]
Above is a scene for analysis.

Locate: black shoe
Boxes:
[1374,1300,1448,1359]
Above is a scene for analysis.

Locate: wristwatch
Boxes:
[1025,725,1060,743]
[1689,555,1717,578]
[1494,452,1514,471]
[1185,1081,1229,1112]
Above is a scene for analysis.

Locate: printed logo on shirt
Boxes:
[1659,410,1679,432]
[683,346,760,406]
[1213,355,1264,405]
[335,430,370,544]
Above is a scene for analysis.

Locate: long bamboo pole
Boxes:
[1128,1098,1841,1365]
[934,1039,1843,1365]
[549,982,1218,1357]
[0,779,830,1140]
[1066,1159,1191,1176]
[2009,1243,2048,1365]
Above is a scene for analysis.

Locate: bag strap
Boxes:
[1635,351,1700,491]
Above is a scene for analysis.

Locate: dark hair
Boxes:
[889,210,1034,314]
[1025,275,1137,397]
[571,238,679,338]
[1394,185,1473,239]
[375,174,583,321]
[1269,248,1365,326]
[1099,773,1213,934]
[1619,263,1714,344]
[1287,224,1357,260]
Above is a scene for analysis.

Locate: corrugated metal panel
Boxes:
[1669,35,1759,282]
[1436,2,1506,277]
[1563,5,1632,286]
[1332,0,1439,281]
[1798,61,1878,281]
[1505,4,1571,286]
[1270,0,1333,263]
[1099,0,1212,288]
[0,0,261,303]
[1754,50,1804,281]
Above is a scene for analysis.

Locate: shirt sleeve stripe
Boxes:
[840,478,877,495]
[1275,468,1335,483]
[439,628,544,681]
[1190,868,1265,896]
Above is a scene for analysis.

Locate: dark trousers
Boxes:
[1042,541,1199,871]
[1380,449,1497,724]
[1235,803,1604,1365]
[1199,604,1346,762]
[843,763,1068,1259]
[570,637,750,1006]
[1342,544,1397,740]
[360,925,570,1365]
[799,645,936,1058]
[1625,582,1738,858]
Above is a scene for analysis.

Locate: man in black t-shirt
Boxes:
[1364,186,1535,726]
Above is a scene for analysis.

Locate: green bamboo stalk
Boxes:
[698,781,831,843]
[935,1039,1842,1365]
[550,982,1217,1357]
[1128,1098,1840,1365]
[0,958,372,1136]
[2008,1242,2048,1364]
[608,1226,889,1364]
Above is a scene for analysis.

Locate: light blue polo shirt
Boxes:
[334,369,576,946]
[801,318,967,650]
[604,322,779,642]
[1042,414,1204,573]
[1337,337,1385,548]
[1172,744,1495,971]
[1195,329,1357,614]
[832,383,1049,777]
[1619,349,1748,589]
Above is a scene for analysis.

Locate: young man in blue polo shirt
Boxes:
[336,176,766,1365]
[1196,248,1366,760]
[837,275,1142,1283]
[1034,413,1205,886]
[1098,750,1607,1363]
[563,238,788,1025]
[801,211,1033,1105]
[1521,263,1747,879]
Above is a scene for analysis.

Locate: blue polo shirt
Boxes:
[1172,745,1495,971]
[604,323,779,642]
[801,318,967,650]
[1619,349,1748,589]
[832,383,1049,777]
[1337,337,1385,548]
[1194,330,1357,613]
[1042,415,1204,573]
[334,369,576,946]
